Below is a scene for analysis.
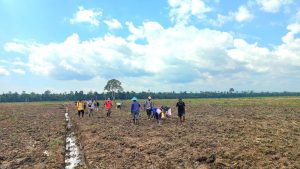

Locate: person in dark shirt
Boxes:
[176,98,186,124]
[131,97,141,125]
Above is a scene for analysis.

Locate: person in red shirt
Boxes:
[104,98,113,117]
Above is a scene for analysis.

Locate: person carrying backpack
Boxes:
[176,98,186,124]
[104,98,113,117]
[131,97,141,125]
[144,96,153,120]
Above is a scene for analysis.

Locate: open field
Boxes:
[0,97,300,168]
[0,102,66,169]
[67,97,300,168]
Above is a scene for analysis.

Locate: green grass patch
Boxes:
[48,138,64,150]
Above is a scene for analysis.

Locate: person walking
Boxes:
[144,96,153,120]
[76,99,85,118]
[88,98,96,117]
[104,98,113,117]
[131,97,141,125]
[176,98,186,124]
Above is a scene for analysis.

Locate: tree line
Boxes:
[0,90,300,102]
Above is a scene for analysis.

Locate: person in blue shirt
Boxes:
[151,107,162,125]
[131,97,141,125]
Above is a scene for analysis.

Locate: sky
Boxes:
[1,0,300,93]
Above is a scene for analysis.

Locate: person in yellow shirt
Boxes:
[76,99,85,118]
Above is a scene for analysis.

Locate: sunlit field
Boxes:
[0,97,299,168]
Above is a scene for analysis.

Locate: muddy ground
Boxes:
[68,97,300,169]
[0,103,65,169]
[0,98,299,169]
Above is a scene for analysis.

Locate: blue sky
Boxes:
[1,0,300,93]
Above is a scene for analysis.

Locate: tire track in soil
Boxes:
[64,107,87,169]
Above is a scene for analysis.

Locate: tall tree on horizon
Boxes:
[104,79,123,100]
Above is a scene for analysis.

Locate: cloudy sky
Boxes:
[1,0,300,93]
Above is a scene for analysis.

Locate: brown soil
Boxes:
[1,98,299,169]
[0,103,65,169]
[67,98,300,169]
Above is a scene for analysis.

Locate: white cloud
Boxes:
[233,6,253,22]
[210,6,253,26]
[275,23,300,67]
[256,0,292,13]
[281,23,300,43]
[5,19,300,91]
[168,0,211,24]
[4,42,29,54]
[70,6,101,26]
[11,68,25,75]
[104,18,122,30]
[126,21,164,42]
[4,22,266,84]
[0,66,10,76]
[213,14,232,26]
[227,39,271,73]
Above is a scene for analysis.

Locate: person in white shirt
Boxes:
[88,98,96,117]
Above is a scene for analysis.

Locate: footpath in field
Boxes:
[69,98,300,169]
[0,103,65,168]
[64,107,86,169]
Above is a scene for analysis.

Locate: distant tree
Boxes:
[44,90,51,95]
[229,88,234,93]
[104,79,123,100]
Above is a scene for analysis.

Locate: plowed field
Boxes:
[0,103,65,169]
[67,97,300,169]
[1,98,300,168]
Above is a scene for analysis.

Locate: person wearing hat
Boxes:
[144,96,153,120]
[131,97,141,125]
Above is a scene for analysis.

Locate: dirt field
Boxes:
[0,98,299,169]
[67,97,300,169]
[0,102,66,169]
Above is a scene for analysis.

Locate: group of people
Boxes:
[75,99,93,118]
[75,96,186,125]
[75,98,113,118]
[130,96,186,125]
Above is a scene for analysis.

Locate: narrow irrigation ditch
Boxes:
[64,107,86,169]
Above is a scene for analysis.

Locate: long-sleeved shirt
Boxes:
[88,100,95,109]
[131,101,141,113]
[144,100,153,110]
